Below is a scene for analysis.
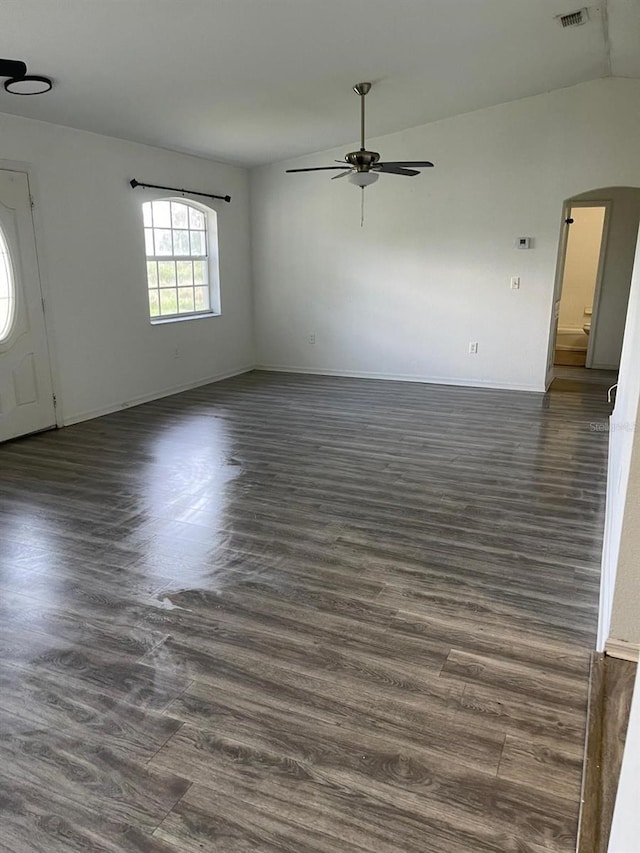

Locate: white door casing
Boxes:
[0,169,55,442]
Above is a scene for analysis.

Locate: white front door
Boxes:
[0,169,55,442]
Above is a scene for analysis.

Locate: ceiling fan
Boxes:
[286,82,434,187]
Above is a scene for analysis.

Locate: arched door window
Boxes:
[0,225,15,342]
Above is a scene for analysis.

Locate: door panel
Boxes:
[547,299,561,379]
[0,170,55,442]
[546,206,572,386]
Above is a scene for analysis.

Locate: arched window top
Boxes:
[142,198,219,321]
[0,224,16,342]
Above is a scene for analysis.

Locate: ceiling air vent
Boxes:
[557,8,589,27]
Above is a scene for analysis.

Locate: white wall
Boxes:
[574,187,640,370]
[601,232,640,853]
[608,418,640,647]
[251,77,640,391]
[599,222,640,650]
[0,111,253,425]
[598,239,640,653]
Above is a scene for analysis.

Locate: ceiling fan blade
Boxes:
[374,165,420,176]
[331,170,353,180]
[286,166,354,173]
[376,161,434,168]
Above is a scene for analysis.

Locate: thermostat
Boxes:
[517,237,532,249]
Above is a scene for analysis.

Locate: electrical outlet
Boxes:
[173,347,180,359]
[469,342,479,354]
[511,276,521,290]
[308,333,316,345]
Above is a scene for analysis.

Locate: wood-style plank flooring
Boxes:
[0,370,614,852]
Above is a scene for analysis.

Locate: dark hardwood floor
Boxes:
[0,370,613,852]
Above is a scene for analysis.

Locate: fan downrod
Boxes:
[353,81,372,152]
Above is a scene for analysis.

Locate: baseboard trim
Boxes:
[255,364,544,393]
[61,365,255,427]
[605,638,640,663]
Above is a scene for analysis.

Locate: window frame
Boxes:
[141,196,221,324]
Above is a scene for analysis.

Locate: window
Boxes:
[0,224,15,342]
[142,199,219,321]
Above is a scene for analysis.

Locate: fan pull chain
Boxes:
[361,187,365,228]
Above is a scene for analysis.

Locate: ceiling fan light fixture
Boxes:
[4,75,53,95]
[348,171,379,188]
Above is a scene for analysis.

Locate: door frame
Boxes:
[0,159,61,428]
[545,199,612,386]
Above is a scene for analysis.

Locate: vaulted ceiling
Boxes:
[0,0,638,166]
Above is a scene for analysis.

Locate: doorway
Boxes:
[546,187,640,390]
[0,169,55,442]
[554,203,607,369]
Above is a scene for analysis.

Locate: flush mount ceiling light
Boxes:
[4,75,53,96]
[0,58,53,96]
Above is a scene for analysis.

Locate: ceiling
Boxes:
[0,0,638,167]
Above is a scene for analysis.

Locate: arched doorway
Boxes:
[546,187,640,392]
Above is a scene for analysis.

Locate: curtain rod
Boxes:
[129,179,231,203]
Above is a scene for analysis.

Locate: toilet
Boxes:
[583,306,592,337]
